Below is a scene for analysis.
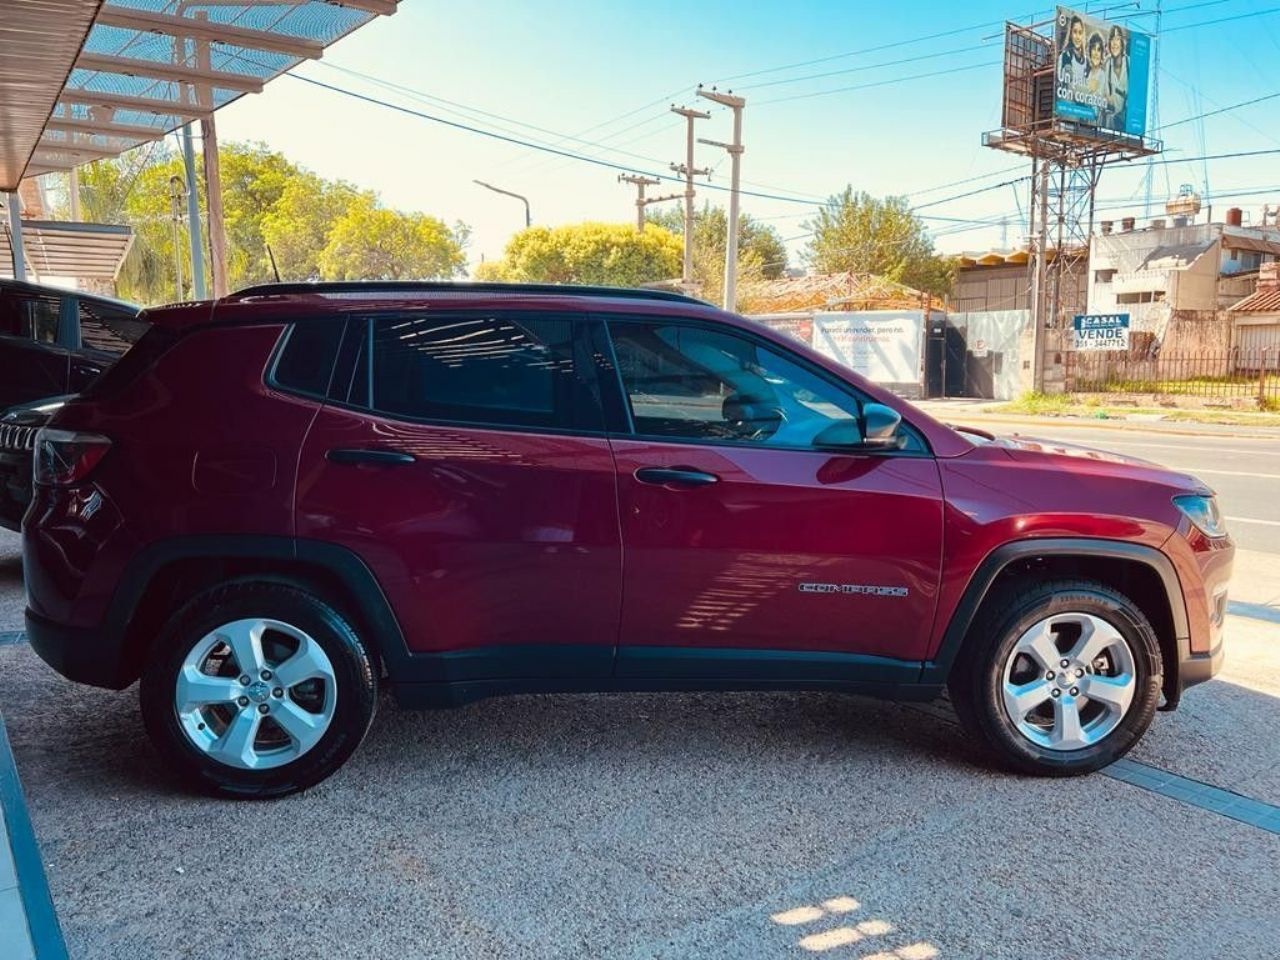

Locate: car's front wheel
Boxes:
[140,581,378,798]
[949,578,1163,776]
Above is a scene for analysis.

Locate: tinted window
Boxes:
[23,295,60,343]
[369,313,597,431]
[79,300,148,356]
[608,321,863,448]
[273,318,345,397]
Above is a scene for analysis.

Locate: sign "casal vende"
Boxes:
[1073,313,1130,351]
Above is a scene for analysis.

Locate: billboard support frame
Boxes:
[985,11,1161,392]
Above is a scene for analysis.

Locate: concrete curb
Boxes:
[917,411,1280,440]
[0,714,67,959]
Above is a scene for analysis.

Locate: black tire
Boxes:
[948,578,1162,776]
[140,581,378,798]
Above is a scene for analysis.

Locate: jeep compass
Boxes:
[22,282,1231,797]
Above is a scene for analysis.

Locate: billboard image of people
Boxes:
[1054,6,1151,137]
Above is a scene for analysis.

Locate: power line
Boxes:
[283,71,824,207]
[755,59,999,107]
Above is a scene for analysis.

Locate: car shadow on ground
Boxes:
[0,639,985,800]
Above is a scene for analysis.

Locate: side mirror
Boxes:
[860,402,903,449]
[812,402,904,452]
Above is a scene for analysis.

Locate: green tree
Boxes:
[66,141,469,303]
[647,204,788,306]
[476,222,681,287]
[804,187,955,296]
[260,173,359,281]
[318,194,468,280]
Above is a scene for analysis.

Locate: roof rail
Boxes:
[223,280,705,306]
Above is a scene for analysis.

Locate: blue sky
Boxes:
[215,0,1280,272]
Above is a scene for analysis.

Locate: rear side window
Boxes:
[79,300,148,356]
[272,318,345,398]
[367,312,599,431]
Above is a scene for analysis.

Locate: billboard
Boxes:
[1054,6,1151,137]
[811,312,924,388]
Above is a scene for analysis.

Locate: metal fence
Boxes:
[1068,349,1280,404]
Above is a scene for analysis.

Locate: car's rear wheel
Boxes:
[948,578,1163,776]
[140,582,377,798]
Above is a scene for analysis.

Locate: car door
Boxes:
[600,316,945,677]
[293,310,622,684]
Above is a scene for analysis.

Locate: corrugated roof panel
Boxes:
[0,0,104,190]
[3,1,394,186]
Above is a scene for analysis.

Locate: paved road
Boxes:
[967,422,1280,554]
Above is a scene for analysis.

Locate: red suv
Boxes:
[22,283,1232,797]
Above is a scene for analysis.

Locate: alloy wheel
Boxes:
[173,618,338,770]
[999,611,1137,752]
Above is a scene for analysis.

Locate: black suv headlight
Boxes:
[1173,494,1228,539]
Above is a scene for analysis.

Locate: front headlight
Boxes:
[1173,494,1228,539]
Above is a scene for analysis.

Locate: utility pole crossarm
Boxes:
[619,173,678,231]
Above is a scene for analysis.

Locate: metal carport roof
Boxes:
[3,0,396,190]
[0,218,133,280]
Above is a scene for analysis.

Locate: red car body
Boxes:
[22,284,1229,712]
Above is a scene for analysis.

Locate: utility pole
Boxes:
[194,12,228,297]
[696,87,745,311]
[618,174,679,232]
[669,104,711,289]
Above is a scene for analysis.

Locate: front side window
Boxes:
[608,320,862,448]
[368,312,598,431]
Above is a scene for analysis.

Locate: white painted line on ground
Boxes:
[1161,466,1280,480]
[1226,516,1280,527]
[1077,439,1280,457]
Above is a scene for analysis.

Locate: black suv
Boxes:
[0,280,144,528]
[0,279,145,410]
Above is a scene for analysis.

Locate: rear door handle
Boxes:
[634,466,719,487]
[326,447,416,466]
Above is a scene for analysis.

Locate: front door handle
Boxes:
[634,466,719,487]
[326,447,416,466]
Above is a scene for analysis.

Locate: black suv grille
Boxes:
[0,424,37,452]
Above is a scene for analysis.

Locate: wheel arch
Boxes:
[112,536,410,687]
[924,538,1189,705]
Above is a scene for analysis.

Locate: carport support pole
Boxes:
[195,13,228,298]
[6,192,26,281]
[180,124,207,300]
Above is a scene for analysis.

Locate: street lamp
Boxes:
[473,180,531,229]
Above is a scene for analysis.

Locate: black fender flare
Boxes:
[920,537,1190,690]
[108,535,414,683]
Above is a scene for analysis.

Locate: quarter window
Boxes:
[608,321,863,448]
[273,317,345,397]
[368,313,597,431]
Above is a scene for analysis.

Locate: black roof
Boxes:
[224,280,705,306]
[0,278,139,313]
